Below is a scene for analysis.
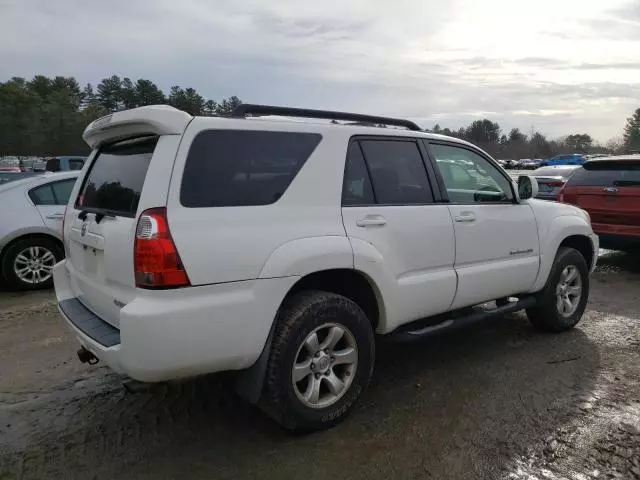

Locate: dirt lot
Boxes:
[0,252,639,480]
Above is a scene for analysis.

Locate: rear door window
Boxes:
[342,142,375,206]
[181,130,321,207]
[358,139,434,205]
[76,136,157,217]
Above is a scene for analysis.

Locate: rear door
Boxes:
[65,136,161,327]
[341,137,457,331]
[29,178,77,234]
[562,161,640,237]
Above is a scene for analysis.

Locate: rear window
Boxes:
[569,162,640,187]
[181,130,321,207]
[76,136,157,217]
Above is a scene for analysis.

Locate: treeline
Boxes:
[430,121,602,159]
[430,108,640,159]
[0,75,242,156]
[2,74,639,159]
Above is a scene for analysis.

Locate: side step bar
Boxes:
[391,296,537,342]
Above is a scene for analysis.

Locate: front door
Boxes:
[341,138,457,333]
[428,142,539,309]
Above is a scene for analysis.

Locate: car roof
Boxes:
[84,104,481,152]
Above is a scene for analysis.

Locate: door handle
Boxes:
[356,215,387,227]
[46,213,64,220]
[454,212,476,223]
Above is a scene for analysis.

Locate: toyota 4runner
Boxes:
[53,104,598,431]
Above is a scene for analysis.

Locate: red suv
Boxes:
[559,155,640,250]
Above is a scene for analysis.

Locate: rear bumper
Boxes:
[53,260,299,382]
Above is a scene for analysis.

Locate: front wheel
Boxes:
[526,247,589,332]
[264,290,375,431]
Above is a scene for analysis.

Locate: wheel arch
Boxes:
[0,231,63,264]
[531,215,596,292]
[235,267,385,404]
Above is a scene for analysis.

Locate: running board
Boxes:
[390,296,537,342]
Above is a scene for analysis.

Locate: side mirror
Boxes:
[517,175,539,200]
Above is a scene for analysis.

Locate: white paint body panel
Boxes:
[448,203,539,309]
[53,105,598,383]
[342,205,456,333]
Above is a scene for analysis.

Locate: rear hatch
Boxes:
[63,106,191,328]
[561,159,640,236]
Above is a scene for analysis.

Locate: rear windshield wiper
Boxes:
[77,209,118,224]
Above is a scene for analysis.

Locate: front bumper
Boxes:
[53,261,298,382]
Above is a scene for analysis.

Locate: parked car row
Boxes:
[497,154,589,170]
[497,159,544,169]
[0,156,86,173]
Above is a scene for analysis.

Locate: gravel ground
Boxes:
[0,251,638,480]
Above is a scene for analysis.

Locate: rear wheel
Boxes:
[264,290,375,431]
[1,237,63,290]
[526,247,589,332]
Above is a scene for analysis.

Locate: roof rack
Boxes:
[231,104,422,131]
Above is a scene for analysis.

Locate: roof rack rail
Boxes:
[231,104,422,131]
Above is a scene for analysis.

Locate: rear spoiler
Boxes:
[83,105,192,149]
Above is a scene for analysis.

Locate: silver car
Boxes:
[0,172,79,290]
[532,165,581,200]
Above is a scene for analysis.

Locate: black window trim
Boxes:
[341,135,442,207]
[74,135,159,218]
[423,140,518,205]
[28,178,77,206]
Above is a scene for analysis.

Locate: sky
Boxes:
[1,0,639,142]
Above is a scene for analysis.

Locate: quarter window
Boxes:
[430,144,513,203]
[29,179,77,206]
[181,130,321,208]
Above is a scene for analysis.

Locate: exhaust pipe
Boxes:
[77,347,99,365]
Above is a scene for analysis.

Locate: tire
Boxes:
[264,290,375,432]
[526,247,589,332]
[0,236,63,290]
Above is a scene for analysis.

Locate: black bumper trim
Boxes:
[59,298,121,347]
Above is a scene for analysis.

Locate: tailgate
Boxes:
[65,136,158,328]
[571,185,640,227]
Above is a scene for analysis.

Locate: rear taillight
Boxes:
[547,181,565,188]
[557,183,567,202]
[134,208,190,288]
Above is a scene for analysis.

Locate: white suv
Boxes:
[53,104,598,431]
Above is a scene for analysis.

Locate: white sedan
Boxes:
[0,171,79,290]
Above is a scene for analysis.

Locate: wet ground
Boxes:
[0,251,638,479]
